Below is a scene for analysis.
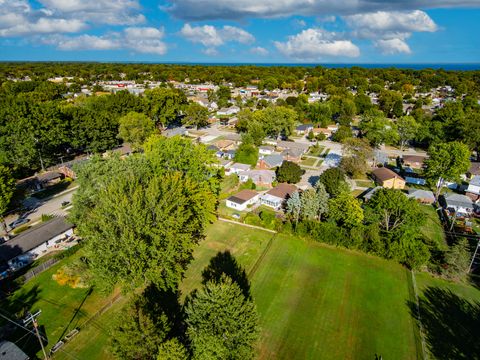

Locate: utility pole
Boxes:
[24,310,49,360]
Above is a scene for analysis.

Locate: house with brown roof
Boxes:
[226,190,260,211]
[371,168,406,189]
[214,139,236,151]
[260,183,297,210]
[402,155,427,169]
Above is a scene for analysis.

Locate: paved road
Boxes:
[3,187,77,234]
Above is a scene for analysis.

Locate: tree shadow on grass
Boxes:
[143,284,184,339]
[407,286,480,360]
[201,251,251,300]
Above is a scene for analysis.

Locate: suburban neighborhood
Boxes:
[0,60,479,360]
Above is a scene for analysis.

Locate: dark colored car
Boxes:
[8,218,30,230]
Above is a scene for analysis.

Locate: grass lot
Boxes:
[252,235,420,360]
[300,157,317,167]
[419,205,447,250]
[0,250,120,359]
[182,222,421,360]
[414,273,480,359]
[7,220,478,360]
[180,221,273,298]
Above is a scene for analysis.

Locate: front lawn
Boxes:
[300,157,317,167]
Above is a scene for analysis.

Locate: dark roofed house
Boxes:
[0,341,29,360]
[0,217,74,271]
[402,155,427,169]
[281,148,304,163]
[295,124,314,135]
[444,193,475,216]
[37,171,63,188]
[258,154,283,169]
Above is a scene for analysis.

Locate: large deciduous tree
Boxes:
[0,165,15,236]
[72,137,219,292]
[276,161,303,184]
[183,102,209,129]
[424,142,471,199]
[185,276,259,360]
[396,115,419,151]
[340,138,373,178]
[118,111,156,150]
[144,88,187,128]
[328,193,364,228]
[319,167,350,197]
[364,188,430,268]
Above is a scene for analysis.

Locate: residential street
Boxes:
[3,187,77,234]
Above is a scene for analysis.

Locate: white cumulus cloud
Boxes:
[375,38,412,55]
[344,10,437,39]
[250,46,269,56]
[274,28,360,60]
[344,10,437,55]
[43,27,167,55]
[180,24,255,54]
[164,0,480,21]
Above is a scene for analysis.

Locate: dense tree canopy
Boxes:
[118,111,156,150]
[71,137,219,292]
[276,161,303,184]
[185,276,259,360]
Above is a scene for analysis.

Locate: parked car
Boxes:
[61,201,71,207]
[8,218,30,230]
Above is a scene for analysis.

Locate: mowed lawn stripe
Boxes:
[251,235,419,360]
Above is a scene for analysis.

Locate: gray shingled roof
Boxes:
[0,341,29,360]
[0,217,73,263]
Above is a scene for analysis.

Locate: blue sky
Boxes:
[1,0,479,63]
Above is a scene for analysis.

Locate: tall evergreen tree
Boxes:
[185,276,259,360]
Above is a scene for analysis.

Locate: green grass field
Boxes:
[413,273,480,359]
[251,235,421,360]
[419,205,447,250]
[0,251,120,359]
[6,220,478,360]
[182,222,421,360]
[300,157,317,167]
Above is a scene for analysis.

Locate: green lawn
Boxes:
[355,179,375,188]
[252,235,420,360]
[180,221,274,298]
[308,146,325,157]
[182,222,421,360]
[8,220,477,360]
[0,251,120,359]
[419,205,447,250]
[300,157,317,167]
[414,273,480,359]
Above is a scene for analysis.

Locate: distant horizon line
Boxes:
[1,61,479,70]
